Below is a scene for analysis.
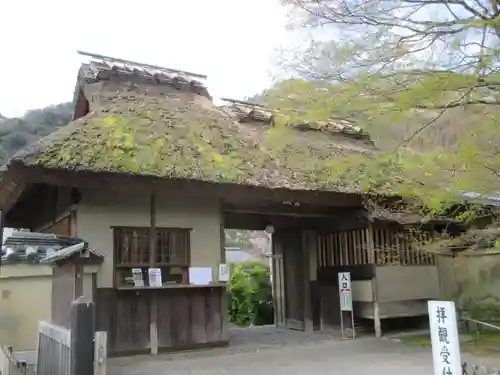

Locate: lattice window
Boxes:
[317,229,371,267]
[113,226,191,287]
[373,228,435,266]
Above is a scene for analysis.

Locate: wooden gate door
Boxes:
[283,230,306,331]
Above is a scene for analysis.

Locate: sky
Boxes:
[0,0,288,117]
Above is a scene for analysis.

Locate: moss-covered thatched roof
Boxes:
[10,54,377,194]
[423,227,500,256]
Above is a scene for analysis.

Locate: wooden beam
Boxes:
[12,164,364,208]
[223,203,367,219]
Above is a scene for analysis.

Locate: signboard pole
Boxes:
[338,272,355,339]
[428,300,462,375]
[351,304,356,339]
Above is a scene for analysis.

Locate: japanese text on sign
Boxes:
[218,263,229,282]
[428,301,461,375]
[338,272,353,311]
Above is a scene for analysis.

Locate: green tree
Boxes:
[260,1,500,215]
[0,103,73,164]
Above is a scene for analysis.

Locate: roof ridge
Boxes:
[77,51,207,79]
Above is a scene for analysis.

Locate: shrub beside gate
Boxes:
[227,261,274,326]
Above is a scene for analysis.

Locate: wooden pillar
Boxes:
[219,203,228,340]
[74,260,84,298]
[219,202,226,263]
[302,230,316,333]
[272,230,285,327]
[366,223,382,338]
[149,191,158,355]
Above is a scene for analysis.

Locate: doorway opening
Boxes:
[224,229,275,327]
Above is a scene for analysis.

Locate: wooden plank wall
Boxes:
[95,287,228,355]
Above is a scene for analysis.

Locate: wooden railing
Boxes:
[36,321,71,375]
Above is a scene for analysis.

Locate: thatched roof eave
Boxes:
[10,83,378,196]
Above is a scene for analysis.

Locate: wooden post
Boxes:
[149,191,158,355]
[366,223,382,338]
[74,260,84,298]
[219,202,226,263]
[93,331,107,375]
[70,297,94,375]
[302,231,313,333]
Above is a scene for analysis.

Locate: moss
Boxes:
[25,87,381,193]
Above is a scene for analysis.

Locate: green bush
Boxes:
[227,261,274,326]
[458,278,500,321]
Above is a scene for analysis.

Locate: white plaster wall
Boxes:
[76,189,222,288]
[375,265,440,302]
[352,280,373,302]
[0,265,96,351]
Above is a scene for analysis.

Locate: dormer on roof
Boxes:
[72,51,211,121]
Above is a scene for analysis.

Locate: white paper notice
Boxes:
[148,268,163,287]
[132,268,145,287]
[189,267,213,285]
[218,264,229,282]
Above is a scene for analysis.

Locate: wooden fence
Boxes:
[36,321,71,375]
[35,299,107,375]
[463,362,500,375]
[0,346,35,375]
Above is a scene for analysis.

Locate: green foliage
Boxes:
[0,103,73,164]
[255,77,500,217]
[271,0,500,218]
[227,261,274,326]
[459,281,500,321]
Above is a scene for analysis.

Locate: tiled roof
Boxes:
[1,232,89,265]
[40,242,103,264]
[77,50,207,90]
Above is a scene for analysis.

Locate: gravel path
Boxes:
[108,327,435,375]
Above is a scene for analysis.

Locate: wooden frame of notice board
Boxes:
[112,226,192,288]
